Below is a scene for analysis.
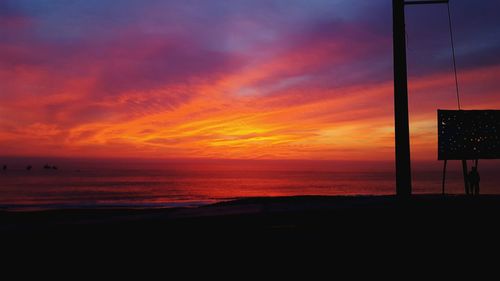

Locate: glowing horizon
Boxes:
[1,0,500,161]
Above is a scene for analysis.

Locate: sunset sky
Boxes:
[1,0,500,161]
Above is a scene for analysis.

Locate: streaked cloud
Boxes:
[1,0,500,160]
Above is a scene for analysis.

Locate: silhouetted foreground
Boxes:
[2,195,500,248]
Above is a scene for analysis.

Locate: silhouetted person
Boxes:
[468,166,480,196]
[26,165,32,171]
[2,165,6,171]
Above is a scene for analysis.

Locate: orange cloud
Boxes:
[2,11,500,162]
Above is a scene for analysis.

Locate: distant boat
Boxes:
[26,165,32,171]
[43,164,51,169]
[52,165,58,170]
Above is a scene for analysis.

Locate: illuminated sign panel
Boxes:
[438,110,500,160]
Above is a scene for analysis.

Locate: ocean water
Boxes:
[0,158,499,210]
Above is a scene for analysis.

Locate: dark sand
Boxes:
[2,195,500,242]
[2,195,500,266]
[2,195,496,272]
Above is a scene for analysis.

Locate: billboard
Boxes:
[438,110,500,160]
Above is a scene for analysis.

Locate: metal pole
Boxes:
[442,160,447,195]
[462,160,468,195]
[405,0,449,5]
[392,0,449,197]
[393,0,412,197]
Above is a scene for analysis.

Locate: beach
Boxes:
[3,195,500,243]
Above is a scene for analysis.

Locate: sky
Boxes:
[1,0,500,161]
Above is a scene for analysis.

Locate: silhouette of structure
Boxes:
[468,166,480,195]
[393,0,449,196]
[439,110,500,194]
[438,110,500,160]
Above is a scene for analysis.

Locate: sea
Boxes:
[1,158,499,211]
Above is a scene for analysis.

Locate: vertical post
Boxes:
[475,159,479,195]
[393,0,412,197]
[442,160,447,195]
[462,160,468,194]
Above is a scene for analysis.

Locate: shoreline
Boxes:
[3,194,500,251]
[2,194,500,229]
